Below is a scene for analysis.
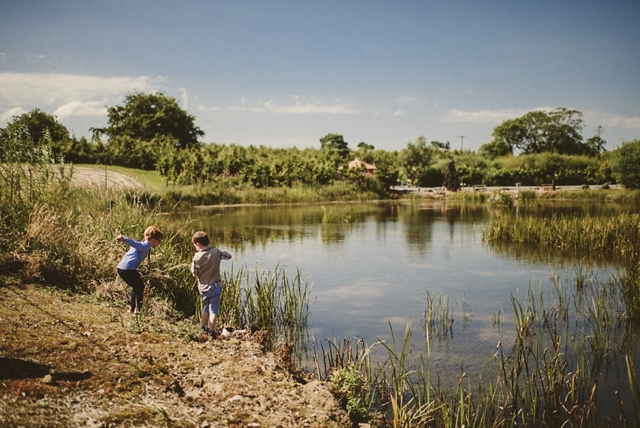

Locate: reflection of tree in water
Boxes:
[190,205,386,253]
[401,205,438,256]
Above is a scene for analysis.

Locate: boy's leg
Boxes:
[201,310,209,331]
[202,296,216,338]
[131,275,144,311]
[118,269,143,311]
[208,313,217,333]
[208,287,221,334]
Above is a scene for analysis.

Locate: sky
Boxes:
[1,0,639,152]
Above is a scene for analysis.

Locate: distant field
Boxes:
[73,164,165,190]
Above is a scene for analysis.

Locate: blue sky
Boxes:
[1,0,639,152]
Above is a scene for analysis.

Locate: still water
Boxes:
[185,200,636,378]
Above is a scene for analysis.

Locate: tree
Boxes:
[610,139,640,188]
[584,126,607,156]
[489,108,590,155]
[400,136,438,186]
[0,109,72,161]
[320,134,350,160]
[93,92,204,150]
[430,140,450,152]
[479,139,513,159]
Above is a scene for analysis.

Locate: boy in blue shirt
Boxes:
[115,225,163,313]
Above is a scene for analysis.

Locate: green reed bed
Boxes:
[141,252,313,355]
[484,212,640,256]
[314,269,640,427]
[217,262,312,355]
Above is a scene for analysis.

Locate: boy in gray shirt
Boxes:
[190,231,232,339]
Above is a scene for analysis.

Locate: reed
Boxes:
[484,212,640,256]
[421,290,453,339]
[216,262,312,355]
[316,267,638,427]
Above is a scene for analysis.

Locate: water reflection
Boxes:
[179,201,637,365]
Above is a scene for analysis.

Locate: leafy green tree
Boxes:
[0,109,72,161]
[66,136,100,164]
[400,136,437,186]
[430,140,450,152]
[320,133,350,161]
[355,142,375,164]
[92,92,204,169]
[371,149,400,189]
[490,108,591,155]
[584,126,607,156]
[610,139,640,188]
[478,139,513,159]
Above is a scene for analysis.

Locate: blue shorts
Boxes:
[201,283,221,315]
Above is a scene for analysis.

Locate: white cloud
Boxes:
[1,107,26,124]
[180,88,189,109]
[53,101,108,119]
[588,113,640,130]
[443,108,529,123]
[0,72,165,116]
[392,110,405,116]
[201,96,357,115]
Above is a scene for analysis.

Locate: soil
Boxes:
[0,280,353,427]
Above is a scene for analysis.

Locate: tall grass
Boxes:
[484,211,640,317]
[219,263,312,356]
[314,269,640,427]
[484,212,640,256]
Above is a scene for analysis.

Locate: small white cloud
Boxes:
[180,88,189,109]
[210,96,357,115]
[53,101,107,118]
[1,107,27,124]
[443,108,529,123]
[0,72,163,107]
[588,113,640,130]
[393,110,405,116]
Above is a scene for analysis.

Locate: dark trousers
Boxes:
[117,268,144,310]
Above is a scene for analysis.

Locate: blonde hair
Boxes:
[144,225,163,241]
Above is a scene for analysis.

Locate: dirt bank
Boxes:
[0,280,351,427]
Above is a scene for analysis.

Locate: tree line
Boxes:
[1,92,639,189]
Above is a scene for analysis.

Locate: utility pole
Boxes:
[457,135,468,151]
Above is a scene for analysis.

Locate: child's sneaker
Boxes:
[207,330,217,340]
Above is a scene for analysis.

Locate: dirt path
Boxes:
[0,283,351,428]
[71,166,144,190]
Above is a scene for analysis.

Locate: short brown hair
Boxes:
[192,231,210,246]
[144,225,163,241]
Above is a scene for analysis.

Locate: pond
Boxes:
[182,199,639,381]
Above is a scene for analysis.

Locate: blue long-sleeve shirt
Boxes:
[117,237,152,270]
